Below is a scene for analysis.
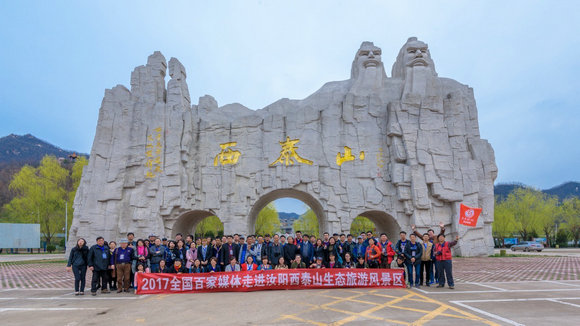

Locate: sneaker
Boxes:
[426,284,430,287]
[449,286,454,289]
[117,289,123,293]
[416,285,421,288]
[436,284,444,288]
[91,292,97,296]
[101,289,109,294]
[75,292,79,296]
[79,292,84,295]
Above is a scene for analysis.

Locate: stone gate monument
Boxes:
[68,37,497,256]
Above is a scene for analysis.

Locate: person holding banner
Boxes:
[290,254,307,269]
[205,257,221,273]
[435,234,459,289]
[190,259,204,273]
[168,259,186,274]
[241,256,258,271]
[258,256,272,270]
[275,256,288,270]
[224,257,241,272]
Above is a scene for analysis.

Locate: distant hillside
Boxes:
[544,182,580,200]
[278,212,300,220]
[0,134,87,210]
[494,182,580,201]
[0,134,83,165]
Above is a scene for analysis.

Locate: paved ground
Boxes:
[493,248,580,257]
[0,254,65,263]
[0,256,579,325]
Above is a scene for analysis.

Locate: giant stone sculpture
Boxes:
[68,37,497,256]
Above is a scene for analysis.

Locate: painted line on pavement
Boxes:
[0,307,98,313]
[450,301,524,326]
[417,288,580,294]
[544,280,580,288]
[454,297,580,303]
[465,282,507,291]
[547,299,580,308]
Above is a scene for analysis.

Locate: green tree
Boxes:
[293,209,319,236]
[4,156,77,245]
[350,216,376,236]
[255,203,281,236]
[562,197,580,247]
[493,197,516,247]
[538,195,560,247]
[504,188,545,241]
[195,216,224,238]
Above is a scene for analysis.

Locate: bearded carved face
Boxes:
[357,44,382,69]
[350,41,386,80]
[391,37,437,79]
[404,40,433,68]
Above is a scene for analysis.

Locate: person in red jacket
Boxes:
[378,233,396,268]
[241,255,258,271]
[365,238,381,268]
[434,234,459,289]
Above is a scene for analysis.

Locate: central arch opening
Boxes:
[248,189,326,236]
[351,211,400,241]
[171,210,224,238]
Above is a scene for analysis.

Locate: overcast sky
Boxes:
[1,1,579,198]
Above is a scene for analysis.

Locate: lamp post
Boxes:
[65,201,68,251]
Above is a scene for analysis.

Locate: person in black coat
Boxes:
[219,236,240,267]
[168,259,187,274]
[87,237,112,296]
[205,257,222,273]
[197,238,212,269]
[67,238,89,295]
[283,236,298,266]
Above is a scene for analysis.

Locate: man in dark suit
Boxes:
[197,237,212,269]
[219,235,240,267]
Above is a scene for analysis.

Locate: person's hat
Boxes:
[148,234,156,237]
[316,256,323,260]
[162,237,167,241]
[357,235,363,239]
[119,238,128,243]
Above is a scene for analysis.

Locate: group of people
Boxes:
[66,224,459,296]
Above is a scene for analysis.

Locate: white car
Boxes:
[510,241,544,252]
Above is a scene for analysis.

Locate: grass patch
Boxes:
[0,259,67,266]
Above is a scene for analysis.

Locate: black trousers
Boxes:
[91,269,109,293]
[72,265,87,292]
[437,260,454,286]
[419,260,432,285]
[107,269,117,289]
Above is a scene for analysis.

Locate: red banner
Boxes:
[135,268,405,294]
[459,203,482,227]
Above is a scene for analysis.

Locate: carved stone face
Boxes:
[350,41,386,80]
[356,43,382,69]
[404,40,433,68]
[391,37,437,79]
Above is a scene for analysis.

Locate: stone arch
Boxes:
[354,211,401,241]
[170,210,222,238]
[248,189,327,236]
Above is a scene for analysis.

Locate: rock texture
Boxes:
[68,38,497,256]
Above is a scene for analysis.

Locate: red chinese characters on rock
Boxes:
[135,269,405,294]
